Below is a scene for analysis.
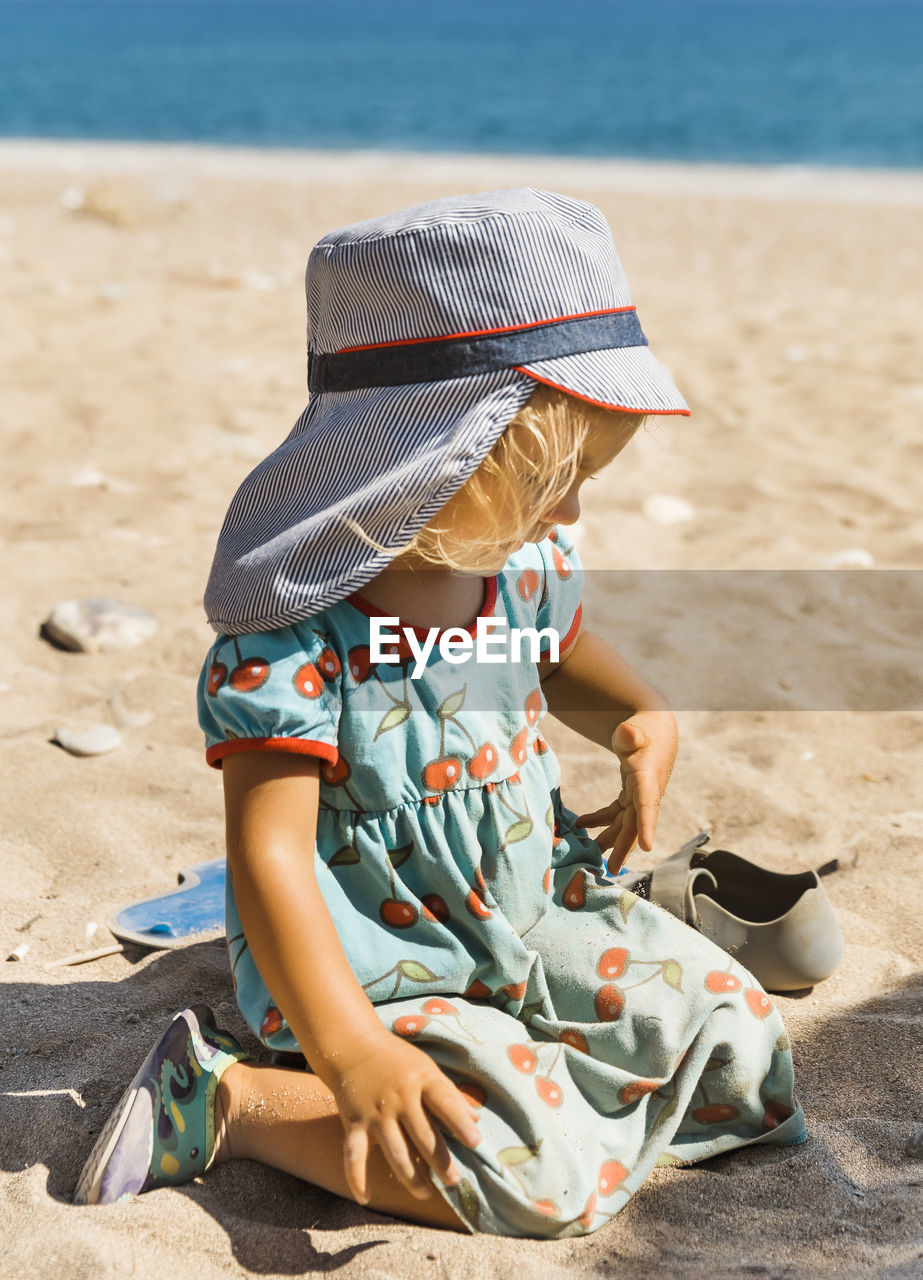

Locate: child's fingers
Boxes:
[612,719,648,756]
[632,769,663,852]
[424,1077,482,1150]
[575,800,623,828]
[604,810,639,871]
[377,1117,434,1199]
[587,811,629,856]
[636,801,659,853]
[342,1124,372,1204]
[401,1102,463,1190]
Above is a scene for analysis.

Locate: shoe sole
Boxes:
[73,1073,150,1205]
[73,1007,207,1206]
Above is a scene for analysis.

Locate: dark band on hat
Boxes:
[308,308,648,393]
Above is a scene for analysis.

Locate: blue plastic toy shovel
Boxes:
[108,858,227,949]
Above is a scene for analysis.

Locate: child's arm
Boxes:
[537,624,678,870]
[221,751,481,1204]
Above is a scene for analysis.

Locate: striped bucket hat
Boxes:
[204,187,690,635]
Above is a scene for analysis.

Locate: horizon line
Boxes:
[1,137,923,207]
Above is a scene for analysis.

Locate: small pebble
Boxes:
[42,598,158,653]
[888,811,923,835]
[54,723,122,757]
[85,921,99,941]
[68,465,108,488]
[59,185,86,211]
[7,944,29,961]
[642,494,696,526]
[822,548,875,569]
[241,269,277,291]
[97,281,130,303]
[905,1127,923,1160]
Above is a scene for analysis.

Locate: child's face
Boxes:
[444,406,640,570]
[523,411,638,544]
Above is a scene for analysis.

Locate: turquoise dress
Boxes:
[197,526,806,1239]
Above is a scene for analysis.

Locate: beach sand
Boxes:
[1,140,921,1279]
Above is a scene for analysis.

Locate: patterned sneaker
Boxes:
[73,1004,251,1205]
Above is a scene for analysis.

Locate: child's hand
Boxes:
[575,708,678,874]
[324,1029,482,1206]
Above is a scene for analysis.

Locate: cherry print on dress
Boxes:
[347,644,376,683]
[229,636,271,692]
[465,865,493,921]
[261,1006,284,1037]
[378,841,419,930]
[420,892,450,923]
[421,686,468,794]
[745,989,774,1018]
[517,568,540,601]
[293,660,323,698]
[207,654,228,695]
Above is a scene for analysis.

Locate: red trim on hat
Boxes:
[336,307,637,355]
[515,368,692,416]
[347,574,499,642]
[206,737,338,770]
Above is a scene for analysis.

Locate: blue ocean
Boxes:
[0,0,921,167]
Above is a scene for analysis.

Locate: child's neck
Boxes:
[354,555,492,632]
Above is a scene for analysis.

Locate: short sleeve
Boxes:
[535,526,584,661]
[196,622,342,770]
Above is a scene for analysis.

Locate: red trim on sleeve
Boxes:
[206,737,339,770]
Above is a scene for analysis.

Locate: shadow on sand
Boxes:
[2,938,921,1275]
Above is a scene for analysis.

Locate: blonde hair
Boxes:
[343,384,645,572]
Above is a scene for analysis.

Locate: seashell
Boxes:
[821,548,874,569]
[59,185,86,211]
[241,269,277,292]
[642,494,696,526]
[68,466,108,488]
[97,281,130,302]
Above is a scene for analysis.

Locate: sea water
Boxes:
[0,0,921,167]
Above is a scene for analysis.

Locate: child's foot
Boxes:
[73,1004,251,1205]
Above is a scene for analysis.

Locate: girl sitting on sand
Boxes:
[74,187,806,1238]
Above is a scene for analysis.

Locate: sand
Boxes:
[1,139,921,1279]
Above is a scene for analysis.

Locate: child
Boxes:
[74,188,806,1237]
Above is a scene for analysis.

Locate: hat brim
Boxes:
[517,344,690,416]
[204,344,689,633]
[204,370,537,633]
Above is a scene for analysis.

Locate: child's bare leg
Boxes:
[214,1062,468,1232]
